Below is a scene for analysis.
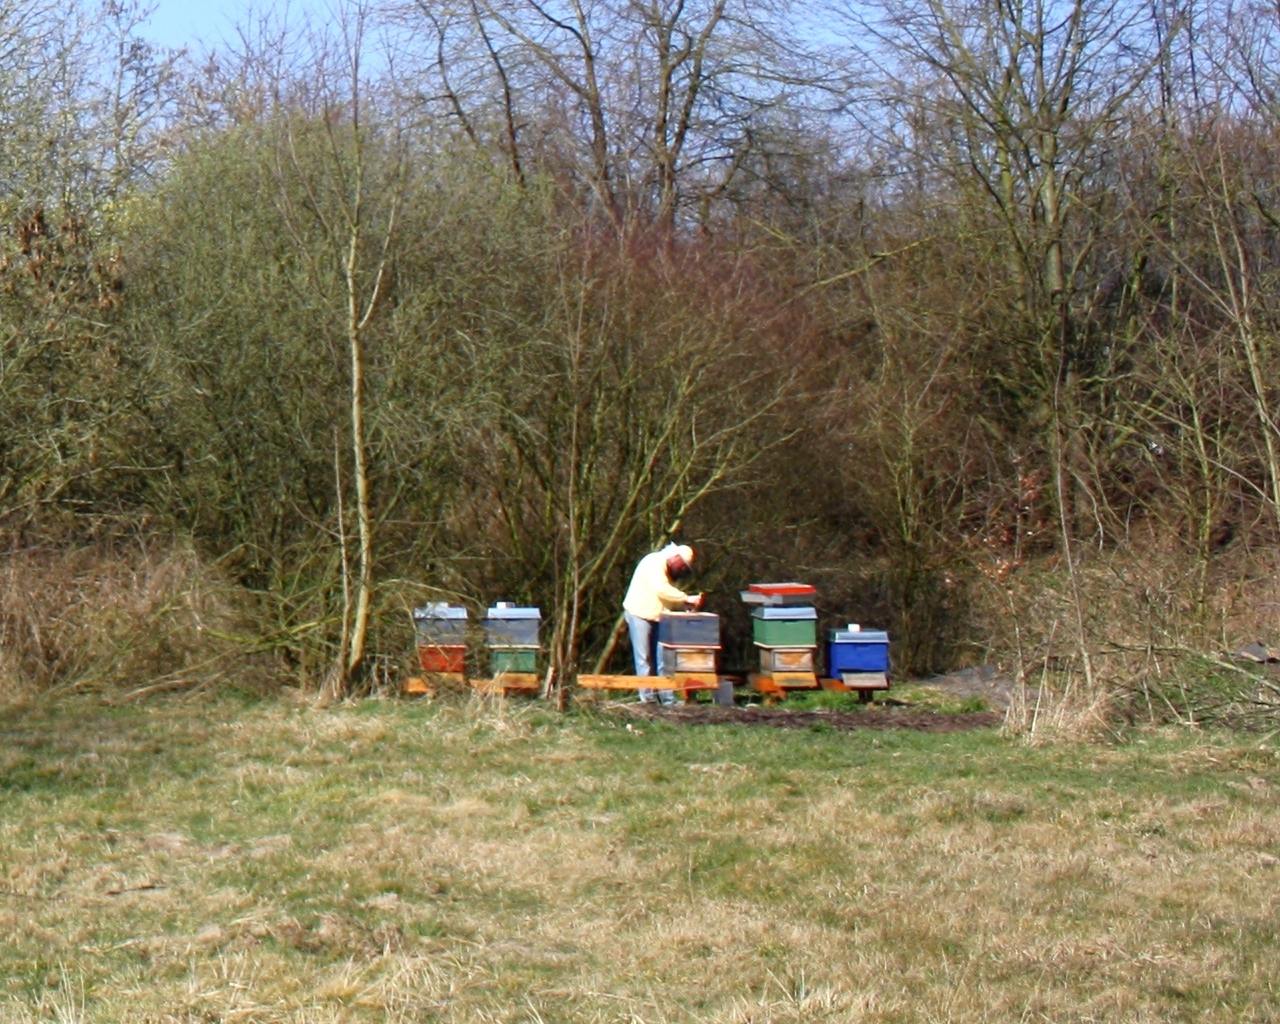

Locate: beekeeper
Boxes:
[623,543,702,705]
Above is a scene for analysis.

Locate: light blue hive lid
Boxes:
[413,603,469,620]
[485,602,541,620]
[751,606,817,620]
[830,627,889,643]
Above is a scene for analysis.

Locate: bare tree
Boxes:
[406,0,822,228]
[0,0,177,530]
[264,3,411,701]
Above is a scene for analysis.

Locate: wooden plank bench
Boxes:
[577,673,721,693]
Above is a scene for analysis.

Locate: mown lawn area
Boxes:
[1,693,1278,1022]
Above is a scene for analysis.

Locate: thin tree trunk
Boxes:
[346,228,374,686]
[319,429,353,705]
[1052,321,1097,698]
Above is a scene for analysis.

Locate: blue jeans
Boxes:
[625,612,675,705]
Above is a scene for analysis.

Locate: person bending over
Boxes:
[622,544,702,705]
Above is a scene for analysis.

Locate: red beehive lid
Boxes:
[748,582,816,596]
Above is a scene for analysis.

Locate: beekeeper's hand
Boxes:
[686,594,705,610]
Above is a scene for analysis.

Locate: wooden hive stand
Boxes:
[470,672,542,697]
[748,670,819,701]
[751,645,820,700]
[820,672,890,703]
[401,676,437,697]
[402,670,468,697]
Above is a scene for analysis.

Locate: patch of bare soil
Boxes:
[917,664,1021,707]
[625,704,1003,733]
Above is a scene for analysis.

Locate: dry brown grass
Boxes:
[1,695,1279,1022]
[972,537,1280,738]
[0,540,263,701]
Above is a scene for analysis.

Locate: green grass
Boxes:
[1,693,1279,1022]
[783,684,990,714]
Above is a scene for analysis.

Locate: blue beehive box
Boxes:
[827,627,890,674]
[657,612,721,648]
[482,603,541,648]
[412,603,469,644]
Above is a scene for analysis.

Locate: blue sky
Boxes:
[141,0,333,52]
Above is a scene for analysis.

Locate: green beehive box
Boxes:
[751,606,818,648]
[753,619,817,647]
[491,648,538,674]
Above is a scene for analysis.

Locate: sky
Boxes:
[140,0,333,52]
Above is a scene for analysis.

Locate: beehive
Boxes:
[759,647,815,673]
[490,648,539,674]
[751,606,818,648]
[657,612,721,647]
[827,627,890,675]
[483,603,541,679]
[417,645,466,673]
[412,603,468,644]
[667,647,718,673]
[482,603,541,648]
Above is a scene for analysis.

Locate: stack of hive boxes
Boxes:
[412,603,469,677]
[657,611,721,693]
[482,602,542,678]
[742,583,819,689]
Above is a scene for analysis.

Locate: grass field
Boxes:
[2,693,1279,1023]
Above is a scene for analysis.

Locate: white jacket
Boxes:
[623,551,689,621]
